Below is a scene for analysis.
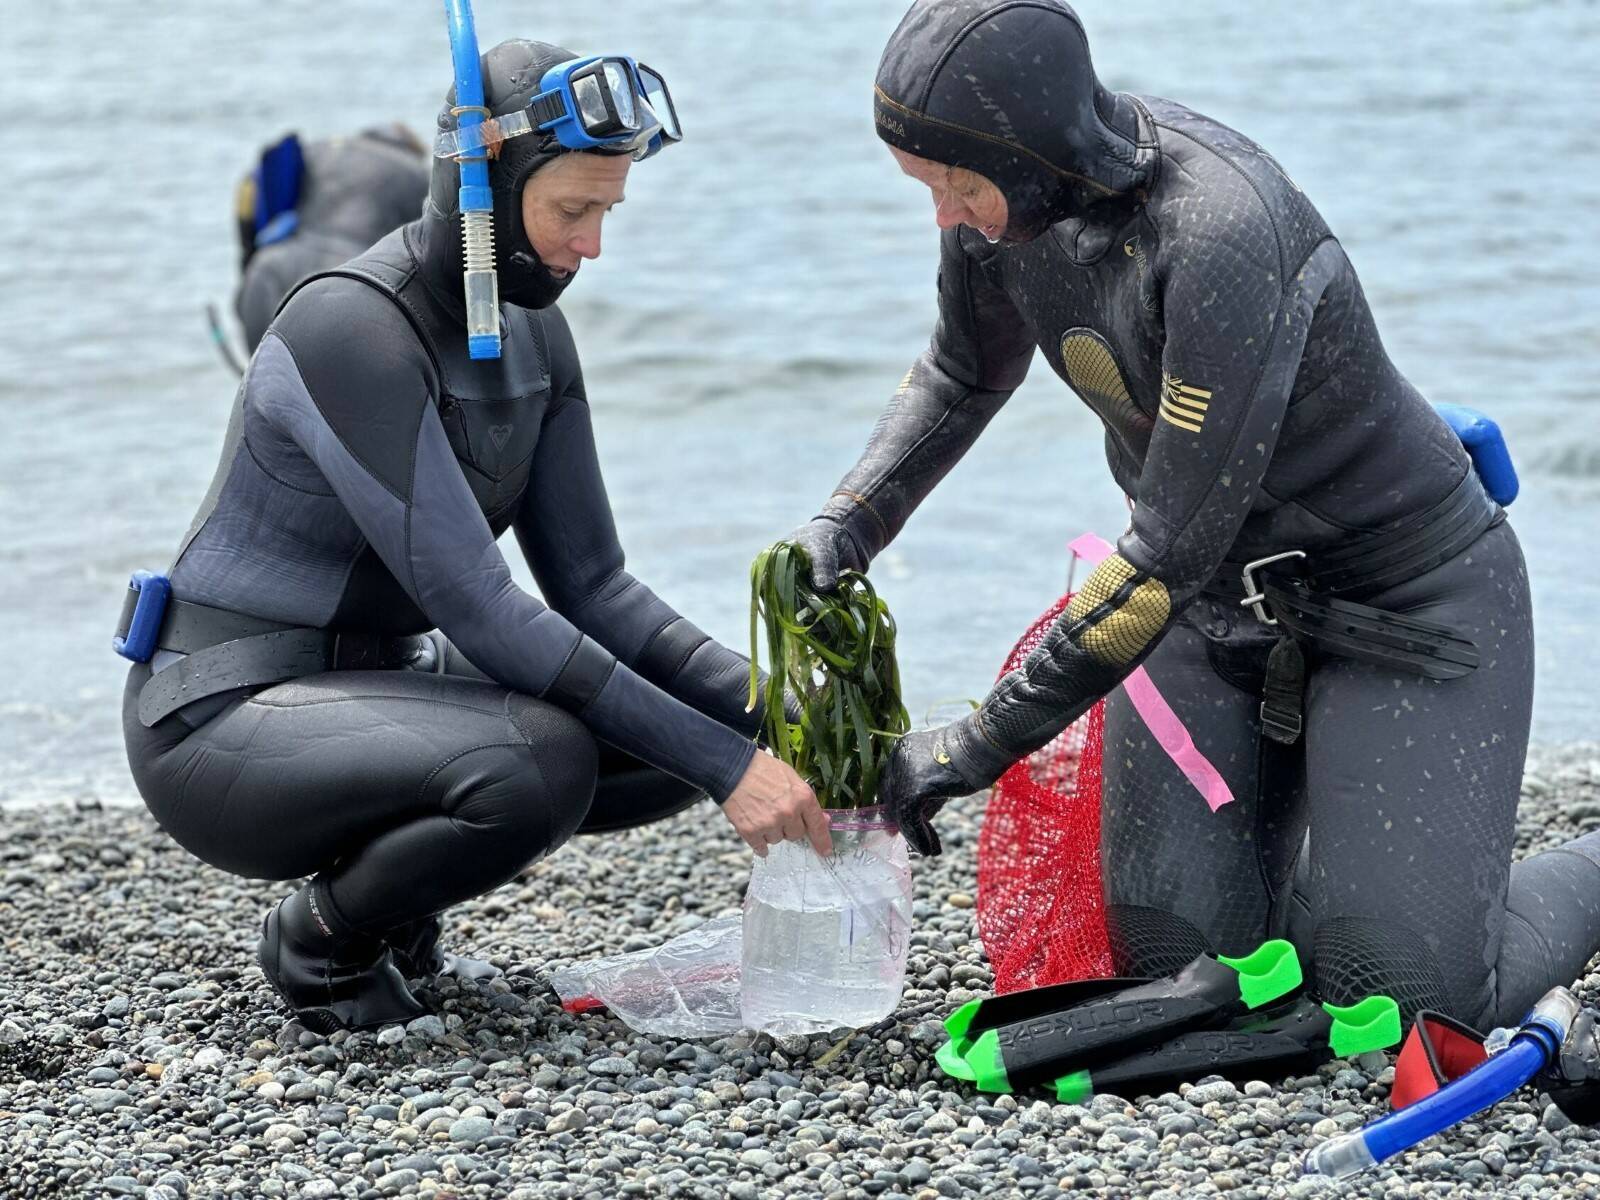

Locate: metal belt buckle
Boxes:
[1239,551,1307,627]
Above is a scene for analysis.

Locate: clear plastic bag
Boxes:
[548,808,913,1037]
[547,915,745,1038]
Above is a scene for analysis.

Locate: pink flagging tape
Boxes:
[1066,533,1234,812]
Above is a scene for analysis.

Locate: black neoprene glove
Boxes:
[787,516,869,593]
[882,715,1015,857]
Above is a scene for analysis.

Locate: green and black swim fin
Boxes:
[1052,993,1401,1103]
[936,974,1153,1083]
[938,939,1302,1094]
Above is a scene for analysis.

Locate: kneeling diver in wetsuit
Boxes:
[121,40,828,1032]
[792,0,1600,1038]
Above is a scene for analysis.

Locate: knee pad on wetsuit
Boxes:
[1313,915,1452,1024]
[1107,904,1212,978]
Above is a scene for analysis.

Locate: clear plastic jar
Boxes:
[740,806,913,1034]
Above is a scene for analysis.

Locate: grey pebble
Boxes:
[406,1014,447,1040]
[546,1109,587,1134]
[1541,1102,1572,1132]
[1187,1080,1240,1105]
[83,1087,131,1114]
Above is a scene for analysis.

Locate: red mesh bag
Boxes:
[976,592,1114,991]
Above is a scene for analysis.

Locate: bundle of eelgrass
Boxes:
[746,542,911,810]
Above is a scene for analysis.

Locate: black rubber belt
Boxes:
[1264,579,1479,681]
[117,590,295,653]
[138,629,421,727]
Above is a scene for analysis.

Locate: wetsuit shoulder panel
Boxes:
[271,275,439,502]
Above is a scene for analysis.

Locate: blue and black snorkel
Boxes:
[438,2,684,360]
[1302,986,1597,1179]
[442,0,502,360]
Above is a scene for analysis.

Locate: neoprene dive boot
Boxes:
[1052,993,1401,1102]
[937,939,1302,1093]
[258,885,428,1033]
[384,914,501,983]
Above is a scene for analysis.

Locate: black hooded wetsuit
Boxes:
[813,0,1600,1028]
[234,129,429,352]
[124,43,758,939]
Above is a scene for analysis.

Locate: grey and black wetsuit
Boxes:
[125,47,760,939]
[234,128,429,351]
[817,0,1600,1028]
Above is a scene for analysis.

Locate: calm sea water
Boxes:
[1,1,1596,803]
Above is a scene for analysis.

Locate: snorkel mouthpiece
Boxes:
[443,0,500,359]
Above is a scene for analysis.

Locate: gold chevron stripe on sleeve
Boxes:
[1158,404,1205,432]
[1165,394,1210,416]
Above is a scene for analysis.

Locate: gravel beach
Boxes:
[3,747,1598,1200]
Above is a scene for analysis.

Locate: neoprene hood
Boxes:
[873,0,1153,240]
[427,39,628,309]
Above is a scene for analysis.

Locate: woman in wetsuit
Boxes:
[790,0,1600,1030]
[122,40,828,1032]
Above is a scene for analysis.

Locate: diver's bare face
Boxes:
[520,152,632,276]
[889,147,1008,241]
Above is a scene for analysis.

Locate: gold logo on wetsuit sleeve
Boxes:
[1159,373,1213,433]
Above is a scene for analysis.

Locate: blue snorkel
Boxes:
[443,0,501,359]
[1302,987,1581,1179]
